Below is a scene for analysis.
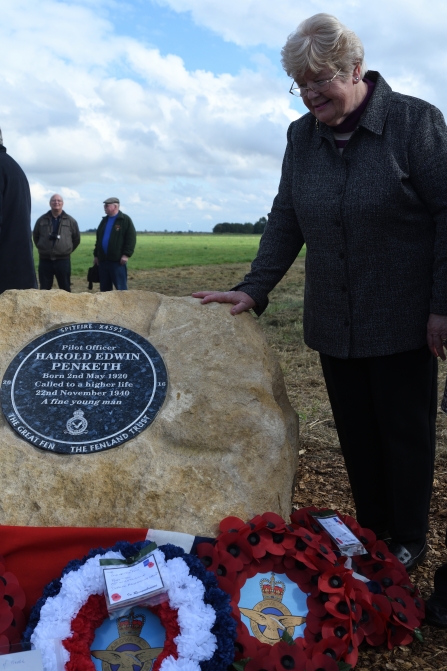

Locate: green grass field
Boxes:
[33,233,306,276]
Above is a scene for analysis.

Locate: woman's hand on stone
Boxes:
[427,313,447,360]
[192,290,256,315]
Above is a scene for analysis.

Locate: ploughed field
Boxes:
[67,245,447,670]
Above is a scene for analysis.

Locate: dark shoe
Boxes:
[387,539,427,571]
[425,595,447,628]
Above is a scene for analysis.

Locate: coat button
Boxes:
[335,220,341,227]
[344,319,350,327]
[339,252,345,259]
[342,285,347,292]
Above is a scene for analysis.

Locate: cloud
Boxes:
[154,0,446,108]
[0,0,299,229]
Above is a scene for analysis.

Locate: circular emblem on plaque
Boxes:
[66,409,88,435]
[1,323,168,455]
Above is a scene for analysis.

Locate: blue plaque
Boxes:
[1,323,168,455]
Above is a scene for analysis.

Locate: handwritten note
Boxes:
[103,552,164,606]
[0,650,44,670]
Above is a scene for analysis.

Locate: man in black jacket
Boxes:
[0,130,37,293]
[33,194,80,292]
[93,197,136,291]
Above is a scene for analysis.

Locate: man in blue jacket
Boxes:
[93,197,136,291]
[0,129,37,293]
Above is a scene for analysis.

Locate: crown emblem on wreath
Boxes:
[260,574,285,601]
[116,609,145,637]
[73,409,84,418]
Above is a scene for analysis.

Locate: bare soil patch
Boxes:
[71,259,447,668]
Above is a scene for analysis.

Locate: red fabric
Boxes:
[0,526,147,619]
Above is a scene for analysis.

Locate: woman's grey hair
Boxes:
[281,13,367,83]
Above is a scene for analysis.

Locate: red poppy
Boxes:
[261,512,288,532]
[1,606,25,645]
[269,640,308,671]
[284,564,318,590]
[369,541,395,564]
[244,530,270,559]
[387,623,413,648]
[307,595,330,618]
[357,597,384,638]
[318,567,349,594]
[217,574,240,601]
[304,627,322,647]
[291,528,323,553]
[245,556,275,577]
[305,611,326,634]
[385,588,420,631]
[344,640,359,668]
[307,635,346,660]
[219,516,247,533]
[305,653,339,671]
[325,595,352,620]
[247,515,270,531]
[372,594,392,616]
[385,586,419,616]
[292,636,307,652]
[234,622,260,660]
[245,650,277,671]
[321,618,351,643]
[256,529,293,557]
[217,533,253,571]
[284,549,318,571]
[0,560,26,655]
[290,506,321,530]
[371,566,406,589]
[196,543,220,572]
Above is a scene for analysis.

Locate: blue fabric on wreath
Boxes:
[366,580,383,594]
[23,540,236,671]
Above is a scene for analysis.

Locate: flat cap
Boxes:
[103,197,120,204]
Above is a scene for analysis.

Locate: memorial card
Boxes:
[101,547,166,612]
[0,649,44,670]
[311,510,367,556]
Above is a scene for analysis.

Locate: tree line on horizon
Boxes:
[212,217,267,234]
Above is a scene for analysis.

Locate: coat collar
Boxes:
[102,210,123,221]
[316,71,391,140]
[45,210,66,220]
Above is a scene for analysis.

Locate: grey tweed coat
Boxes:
[235,71,447,358]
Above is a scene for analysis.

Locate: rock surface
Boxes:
[0,290,299,535]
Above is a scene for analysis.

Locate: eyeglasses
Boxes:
[289,69,342,98]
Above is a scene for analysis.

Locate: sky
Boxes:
[1,0,445,231]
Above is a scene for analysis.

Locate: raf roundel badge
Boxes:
[1,323,168,455]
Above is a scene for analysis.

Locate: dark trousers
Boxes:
[319,346,437,544]
[98,260,127,291]
[38,258,71,292]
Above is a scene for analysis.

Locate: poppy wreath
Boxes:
[23,541,236,671]
[0,555,26,653]
[196,508,425,671]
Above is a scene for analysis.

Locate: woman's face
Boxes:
[298,63,363,126]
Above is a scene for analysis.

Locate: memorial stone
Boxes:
[0,290,299,534]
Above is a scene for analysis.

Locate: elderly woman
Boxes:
[193,13,447,576]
